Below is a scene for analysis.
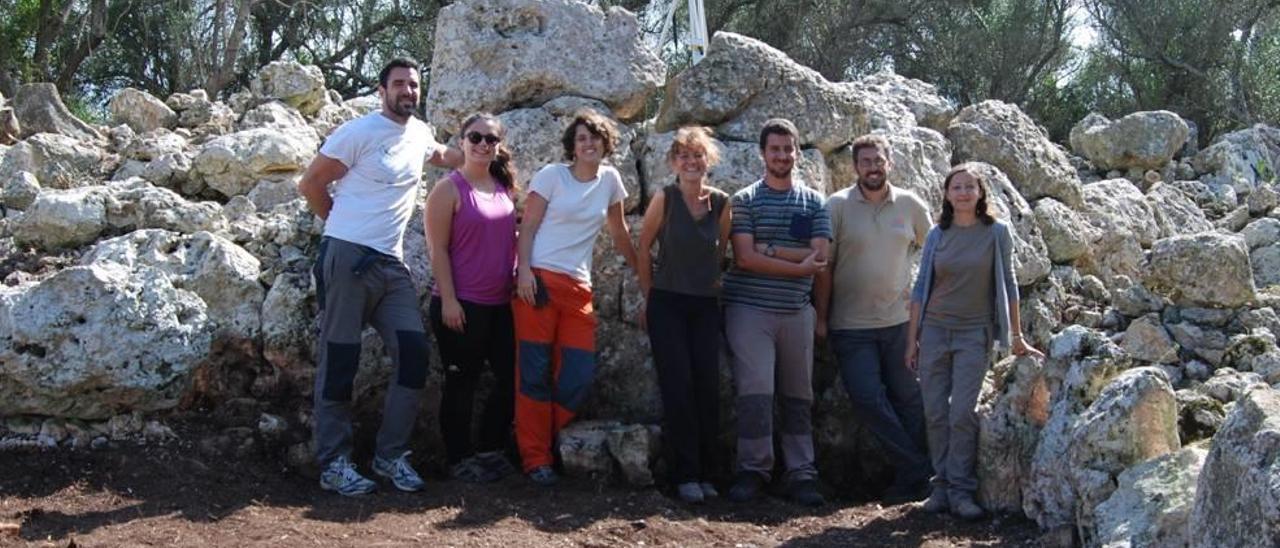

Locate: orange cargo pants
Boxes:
[512,268,597,473]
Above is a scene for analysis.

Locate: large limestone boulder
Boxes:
[12,186,108,249]
[639,130,830,199]
[166,91,236,133]
[977,355,1052,513]
[1033,197,1093,263]
[1079,179,1161,282]
[109,88,177,133]
[1193,124,1280,196]
[1169,179,1238,218]
[1242,218,1280,251]
[11,83,104,142]
[848,71,955,132]
[1188,388,1280,547]
[490,97,641,212]
[250,61,329,117]
[115,129,196,193]
[965,162,1051,285]
[426,0,664,131]
[948,100,1083,207]
[260,271,315,390]
[1145,232,1256,308]
[102,178,227,235]
[1122,314,1179,364]
[556,420,660,486]
[1,104,19,145]
[1093,446,1207,548]
[2,171,40,210]
[0,132,111,189]
[1069,111,1189,171]
[1145,182,1214,238]
[1244,220,1280,289]
[237,100,314,135]
[1025,327,1128,529]
[121,129,188,162]
[583,216,663,422]
[82,229,263,350]
[310,101,362,138]
[190,127,317,198]
[0,262,214,419]
[825,127,951,204]
[655,32,867,154]
[1067,367,1181,543]
[11,179,226,250]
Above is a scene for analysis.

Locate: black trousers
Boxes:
[646,288,721,484]
[429,296,516,465]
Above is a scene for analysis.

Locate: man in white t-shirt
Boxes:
[298,58,460,496]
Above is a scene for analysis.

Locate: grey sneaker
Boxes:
[528,465,559,487]
[372,451,426,492]
[676,482,704,503]
[951,494,986,521]
[700,482,719,499]
[922,487,949,514]
[319,456,377,496]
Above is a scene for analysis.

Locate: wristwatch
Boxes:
[765,243,777,257]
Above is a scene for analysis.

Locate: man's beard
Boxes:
[859,174,886,191]
[767,163,793,179]
[386,95,415,117]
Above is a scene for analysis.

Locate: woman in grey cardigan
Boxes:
[905,163,1043,520]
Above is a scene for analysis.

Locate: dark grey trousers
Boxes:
[312,237,430,467]
[918,323,991,497]
[725,303,817,484]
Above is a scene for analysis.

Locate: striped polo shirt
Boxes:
[722,179,832,311]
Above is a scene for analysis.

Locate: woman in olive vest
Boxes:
[636,126,731,503]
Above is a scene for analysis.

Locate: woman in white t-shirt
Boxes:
[512,109,640,486]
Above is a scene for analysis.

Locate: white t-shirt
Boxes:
[319,112,442,258]
[528,163,627,284]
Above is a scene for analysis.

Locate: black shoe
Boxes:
[786,479,826,507]
[882,479,931,505]
[727,472,766,502]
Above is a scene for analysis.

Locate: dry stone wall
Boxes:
[1,1,1279,544]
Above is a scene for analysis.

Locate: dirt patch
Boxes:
[2,422,1040,547]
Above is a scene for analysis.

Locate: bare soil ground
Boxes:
[2,421,1039,548]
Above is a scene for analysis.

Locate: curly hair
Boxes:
[560,109,618,161]
[665,126,721,168]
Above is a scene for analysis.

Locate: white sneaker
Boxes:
[319,456,377,496]
[372,451,426,492]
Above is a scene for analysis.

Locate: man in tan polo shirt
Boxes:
[815,134,934,505]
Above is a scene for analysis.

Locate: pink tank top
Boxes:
[431,170,517,304]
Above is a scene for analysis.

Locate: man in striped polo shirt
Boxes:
[723,118,832,507]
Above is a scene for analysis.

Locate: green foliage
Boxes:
[63,91,107,125]
[0,0,44,84]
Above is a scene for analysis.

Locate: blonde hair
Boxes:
[666,126,721,167]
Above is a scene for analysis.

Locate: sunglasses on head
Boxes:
[465,132,501,145]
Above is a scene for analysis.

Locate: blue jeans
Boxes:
[830,323,931,485]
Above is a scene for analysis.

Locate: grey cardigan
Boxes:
[909,219,1019,351]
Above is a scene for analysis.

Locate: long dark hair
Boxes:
[938,163,996,229]
[460,112,518,192]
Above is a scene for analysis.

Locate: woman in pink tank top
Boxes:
[424,112,519,482]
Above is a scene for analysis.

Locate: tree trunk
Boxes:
[204,0,257,97]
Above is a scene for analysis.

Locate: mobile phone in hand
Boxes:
[534,275,549,308]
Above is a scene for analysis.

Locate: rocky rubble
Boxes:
[2,0,1280,545]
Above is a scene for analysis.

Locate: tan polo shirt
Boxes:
[827,184,933,330]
